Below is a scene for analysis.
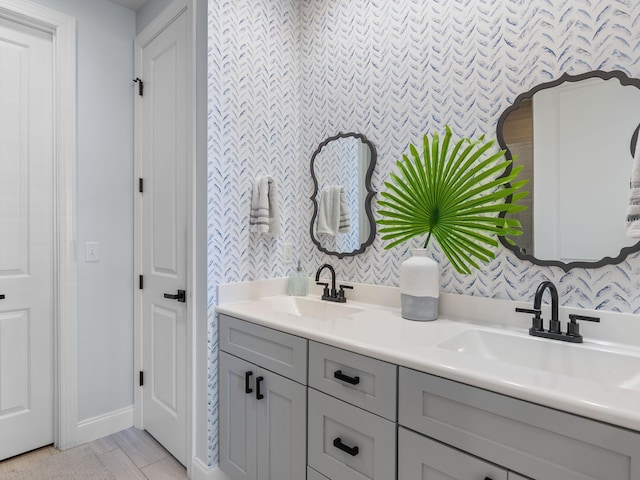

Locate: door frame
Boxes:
[0,0,77,451]
[133,0,195,472]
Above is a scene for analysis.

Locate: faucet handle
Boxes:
[515,307,544,332]
[337,284,353,301]
[567,313,600,340]
[316,282,330,298]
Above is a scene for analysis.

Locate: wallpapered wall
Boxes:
[207,0,640,465]
[207,0,302,463]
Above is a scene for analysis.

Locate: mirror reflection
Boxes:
[310,133,376,258]
[498,71,640,270]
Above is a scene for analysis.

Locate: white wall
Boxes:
[30,0,135,422]
[193,0,209,463]
[136,0,172,34]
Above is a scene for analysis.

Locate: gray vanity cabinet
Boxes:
[399,367,640,480]
[219,315,307,480]
[218,313,640,480]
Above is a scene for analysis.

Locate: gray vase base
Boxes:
[401,293,438,321]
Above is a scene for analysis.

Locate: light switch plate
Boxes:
[283,243,293,263]
[85,241,100,262]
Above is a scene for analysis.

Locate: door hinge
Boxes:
[139,275,144,290]
[133,77,144,96]
[139,371,144,386]
[139,178,144,193]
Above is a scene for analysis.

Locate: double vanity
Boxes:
[216,279,640,480]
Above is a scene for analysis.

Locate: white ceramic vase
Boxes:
[400,249,439,321]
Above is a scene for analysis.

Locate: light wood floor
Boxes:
[0,427,188,479]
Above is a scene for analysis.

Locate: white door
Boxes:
[0,17,54,460]
[138,9,189,465]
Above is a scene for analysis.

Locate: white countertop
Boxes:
[216,279,640,433]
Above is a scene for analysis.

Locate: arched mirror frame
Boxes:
[309,132,377,258]
[497,70,640,271]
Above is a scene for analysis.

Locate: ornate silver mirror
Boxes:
[310,133,376,258]
[497,70,640,270]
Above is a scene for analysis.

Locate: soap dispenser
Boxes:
[288,259,308,296]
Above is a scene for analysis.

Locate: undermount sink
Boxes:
[262,295,364,321]
[438,329,640,391]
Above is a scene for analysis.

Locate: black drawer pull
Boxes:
[0,294,5,300]
[334,370,360,385]
[245,371,253,394]
[163,290,186,302]
[333,437,359,456]
[256,376,264,400]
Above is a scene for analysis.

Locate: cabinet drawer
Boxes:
[219,314,307,384]
[398,427,508,480]
[307,466,330,480]
[309,341,397,421]
[308,388,395,480]
[399,367,640,480]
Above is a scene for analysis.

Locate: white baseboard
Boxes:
[76,405,134,446]
[190,457,230,480]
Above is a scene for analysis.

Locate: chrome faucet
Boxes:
[315,263,352,303]
[516,280,599,343]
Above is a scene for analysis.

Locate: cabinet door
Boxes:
[219,352,258,480]
[256,369,306,480]
[399,427,508,480]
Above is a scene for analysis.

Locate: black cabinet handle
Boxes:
[256,376,264,400]
[334,370,360,385]
[333,437,359,456]
[0,294,5,300]
[245,371,253,394]
[164,290,186,302]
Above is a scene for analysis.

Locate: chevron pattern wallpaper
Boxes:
[207,0,302,464]
[207,0,640,466]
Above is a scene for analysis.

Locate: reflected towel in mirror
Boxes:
[627,135,640,238]
[250,175,280,237]
[317,185,351,236]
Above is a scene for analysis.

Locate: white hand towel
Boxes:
[250,175,280,237]
[317,186,351,236]
[627,134,640,238]
[338,187,351,234]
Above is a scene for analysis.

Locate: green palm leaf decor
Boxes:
[377,126,528,275]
